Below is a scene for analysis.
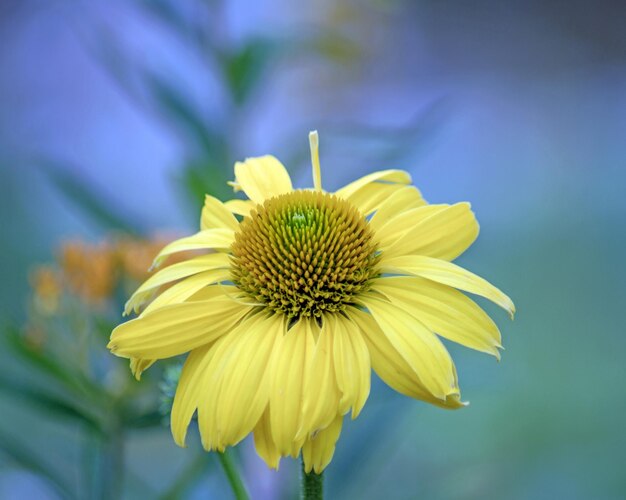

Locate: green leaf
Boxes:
[0,373,104,434]
[123,410,164,430]
[0,425,74,498]
[221,39,277,105]
[178,158,232,212]
[3,326,106,403]
[38,160,143,235]
[159,454,210,500]
[146,73,228,160]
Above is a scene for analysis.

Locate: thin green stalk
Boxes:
[301,458,323,500]
[217,450,249,500]
[98,422,124,500]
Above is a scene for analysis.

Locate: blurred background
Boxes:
[1,0,625,498]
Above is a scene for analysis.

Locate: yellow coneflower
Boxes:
[109,131,514,474]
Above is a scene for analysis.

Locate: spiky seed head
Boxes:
[231,191,379,319]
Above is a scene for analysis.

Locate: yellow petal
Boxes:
[200,195,239,231]
[330,314,370,419]
[358,295,459,400]
[302,414,343,474]
[343,182,413,217]
[384,202,479,261]
[381,255,515,317]
[300,318,340,439]
[197,313,284,451]
[124,253,230,315]
[346,307,465,409]
[234,155,293,203]
[141,271,233,316]
[109,297,251,359]
[224,199,254,217]
[129,358,155,380]
[170,344,216,447]
[335,169,411,200]
[369,185,427,233]
[373,277,502,357]
[151,229,234,268]
[374,204,449,249]
[269,318,315,456]
[253,408,281,470]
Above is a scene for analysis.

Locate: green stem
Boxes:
[217,450,249,500]
[301,458,323,500]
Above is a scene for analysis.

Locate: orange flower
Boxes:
[30,266,62,314]
[59,241,116,304]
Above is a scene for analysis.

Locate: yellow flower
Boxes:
[109,131,514,473]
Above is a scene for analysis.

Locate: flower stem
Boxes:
[217,450,249,500]
[301,458,323,500]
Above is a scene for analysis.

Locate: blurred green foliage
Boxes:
[0,1,430,497]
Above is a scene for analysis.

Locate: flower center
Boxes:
[231,190,380,319]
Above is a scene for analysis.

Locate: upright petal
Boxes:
[346,307,465,409]
[335,169,412,216]
[381,255,515,317]
[233,156,293,203]
[224,199,254,217]
[373,276,502,357]
[201,194,239,231]
[269,318,315,456]
[109,297,252,359]
[302,414,343,474]
[357,295,460,401]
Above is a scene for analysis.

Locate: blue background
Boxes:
[1,1,625,498]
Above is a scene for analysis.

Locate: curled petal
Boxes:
[359,294,459,400]
[129,358,155,381]
[171,344,216,447]
[347,307,465,409]
[373,276,502,358]
[384,202,479,261]
[197,314,284,451]
[109,297,252,359]
[124,253,230,315]
[253,408,281,470]
[299,318,340,439]
[330,314,370,418]
[369,185,427,232]
[269,319,315,456]
[381,255,515,317]
[302,414,344,474]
